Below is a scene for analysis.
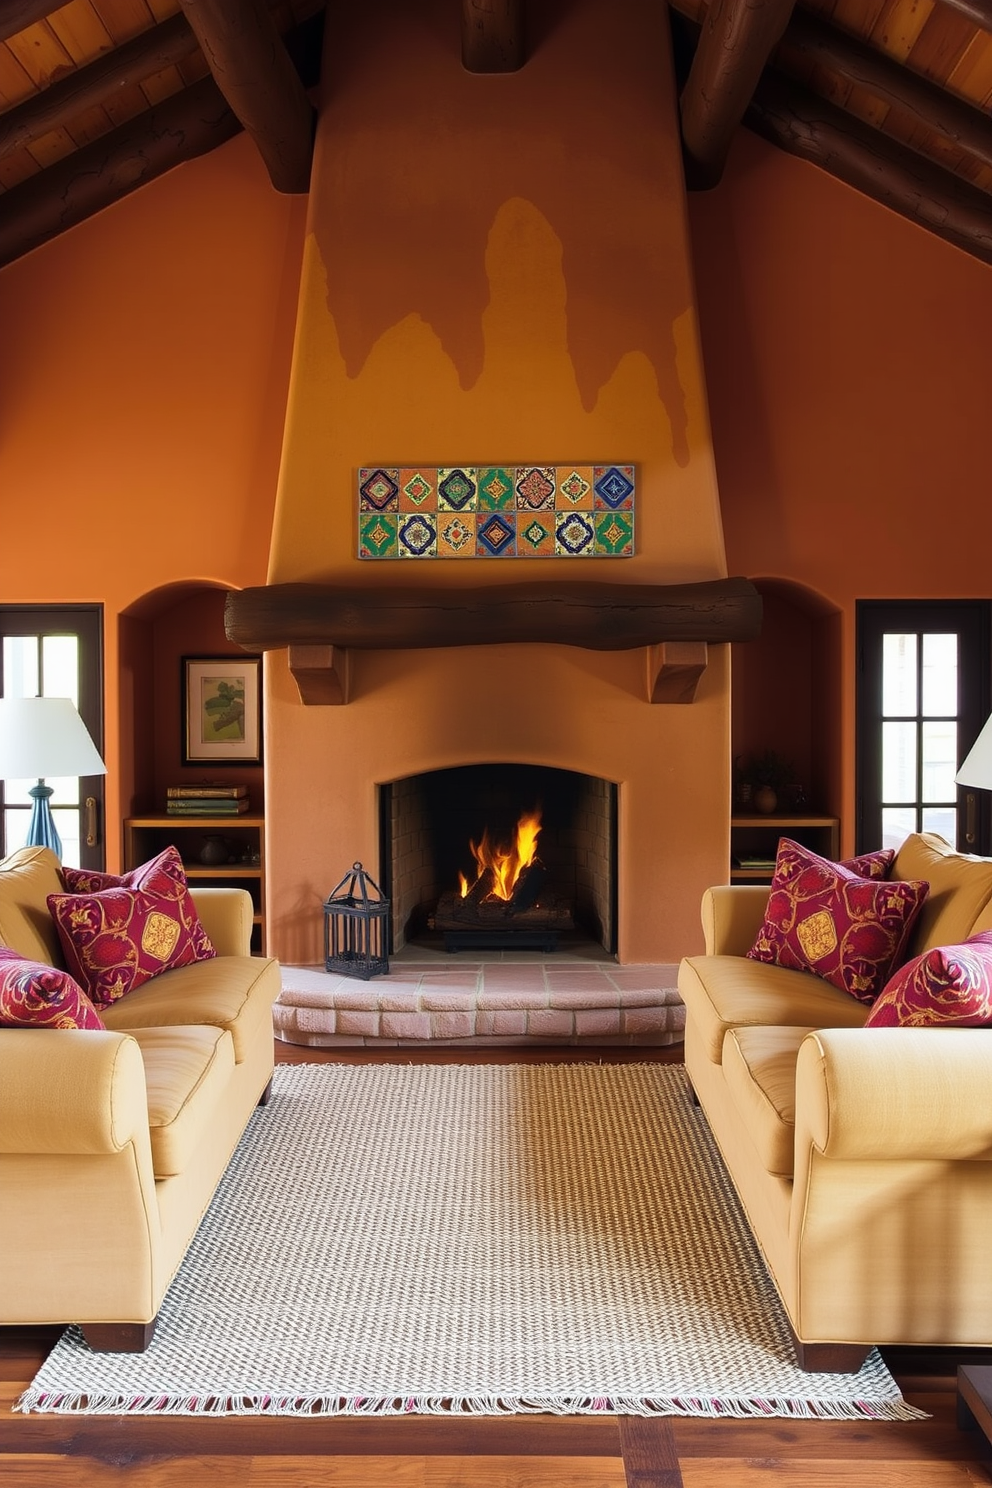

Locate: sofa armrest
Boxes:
[0,1030,148,1155]
[701,885,770,956]
[796,1027,992,1163]
[190,886,255,956]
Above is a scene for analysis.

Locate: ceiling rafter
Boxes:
[0,11,199,161]
[0,0,61,47]
[176,0,315,193]
[680,0,797,187]
[747,68,992,264]
[935,0,992,35]
[461,0,525,73]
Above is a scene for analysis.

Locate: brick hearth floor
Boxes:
[274,943,684,1047]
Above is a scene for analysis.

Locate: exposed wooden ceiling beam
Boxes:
[936,0,992,34]
[0,77,239,271]
[680,0,797,187]
[176,0,314,193]
[0,12,199,161]
[747,69,992,265]
[461,0,524,72]
[0,1,60,46]
[777,9,992,172]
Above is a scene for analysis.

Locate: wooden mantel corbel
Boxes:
[225,577,761,706]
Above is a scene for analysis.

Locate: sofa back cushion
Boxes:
[0,846,66,966]
[891,833,992,958]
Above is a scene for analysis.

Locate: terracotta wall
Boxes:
[688,131,992,850]
[0,136,306,861]
[265,0,731,966]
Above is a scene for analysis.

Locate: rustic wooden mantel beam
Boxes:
[680,0,797,188]
[227,578,761,650]
[177,0,314,192]
[461,0,525,73]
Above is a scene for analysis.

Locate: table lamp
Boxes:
[957,713,992,793]
[0,696,106,859]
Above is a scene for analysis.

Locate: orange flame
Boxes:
[459,809,542,901]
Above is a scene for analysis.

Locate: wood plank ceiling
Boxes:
[1,0,991,271]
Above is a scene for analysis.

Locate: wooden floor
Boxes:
[2,1041,991,1488]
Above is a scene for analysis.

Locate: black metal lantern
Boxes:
[323,862,390,979]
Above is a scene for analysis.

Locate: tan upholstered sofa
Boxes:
[679,831,992,1372]
[0,846,280,1352]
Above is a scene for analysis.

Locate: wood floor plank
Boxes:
[679,1460,990,1486]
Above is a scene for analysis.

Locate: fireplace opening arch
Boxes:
[380,763,618,955]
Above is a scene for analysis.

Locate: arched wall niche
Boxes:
[119,581,264,821]
[731,577,842,819]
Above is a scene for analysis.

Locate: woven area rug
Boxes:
[18,1062,922,1419]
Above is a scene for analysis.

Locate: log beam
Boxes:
[0,77,239,271]
[225,578,762,654]
[177,0,314,192]
[747,70,992,266]
[461,0,524,73]
[680,0,797,188]
[0,13,199,161]
[776,9,992,172]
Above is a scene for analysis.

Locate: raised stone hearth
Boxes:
[274,955,684,1047]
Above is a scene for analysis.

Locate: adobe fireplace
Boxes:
[380,764,617,954]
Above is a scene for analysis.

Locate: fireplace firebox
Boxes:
[379,764,617,955]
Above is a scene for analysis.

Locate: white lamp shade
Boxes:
[956,713,992,792]
[0,697,106,780]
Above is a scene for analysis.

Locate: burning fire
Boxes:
[459,809,542,902]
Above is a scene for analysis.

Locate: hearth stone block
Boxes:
[381,1011,433,1040]
[549,986,621,1009]
[421,990,479,1010]
[526,1009,576,1038]
[430,1011,476,1039]
[490,1011,528,1035]
[575,1008,623,1037]
[337,1010,381,1037]
[622,1006,676,1035]
[332,989,383,1011]
[295,1007,336,1034]
[618,986,680,1007]
[477,988,550,1011]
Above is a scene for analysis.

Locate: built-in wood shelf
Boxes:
[124,815,266,954]
[730,813,840,883]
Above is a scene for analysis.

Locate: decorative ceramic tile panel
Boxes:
[357,466,636,559]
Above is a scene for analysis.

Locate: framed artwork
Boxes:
[182,656,262,764]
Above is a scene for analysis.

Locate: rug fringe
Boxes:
[14,1387,930,1421]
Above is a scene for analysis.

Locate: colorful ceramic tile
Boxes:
[477,511,517,558]
[399,468,436,510]
[477,467,515,511]
[437,512,477,558]
[359,467,400,512]
[595,510,634,557]
[515,466,556,511]
[593,465,635,509]
[556,467,595,510]
[437,467,478,511]
[398,512,438,558]
[517,516,556,557]
[357,465,635,558]
[359,512,398,558]
[555,511,595,557]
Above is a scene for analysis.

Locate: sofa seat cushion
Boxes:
[127,1025,235,1178]
[100,954,280,1062]
[892,832,992,959]
[722,1026,815,1177]
[679,953,868,1063]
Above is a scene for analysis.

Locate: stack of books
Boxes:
[166,785,251,816]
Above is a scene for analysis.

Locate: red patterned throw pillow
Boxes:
[865,930,992,1027]
[841,847,896,880]
[0,947,105,1029]
[747,839,929,1004]
[49,847,215,1008]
